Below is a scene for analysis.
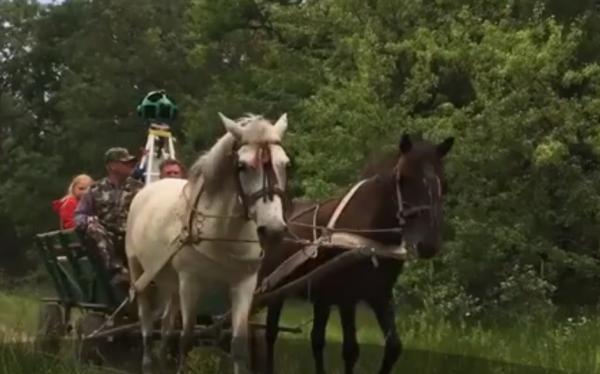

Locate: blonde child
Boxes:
[51,174,94,229]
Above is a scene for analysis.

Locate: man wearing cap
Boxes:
[74,147,144,277]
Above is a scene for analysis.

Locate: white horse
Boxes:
[125,113,290,374]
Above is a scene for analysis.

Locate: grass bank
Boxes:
[277,301,599,373]
[0,291,596,373]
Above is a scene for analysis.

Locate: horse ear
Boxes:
[273,113,288,138]
[436,137,454,158]
[399,133,412,154]
[219,112,242,140]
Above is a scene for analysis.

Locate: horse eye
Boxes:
[237,162,247,171]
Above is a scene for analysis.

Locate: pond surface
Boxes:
[100,338,565,374]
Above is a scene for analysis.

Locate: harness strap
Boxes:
[395,158,406,226]
[328,232,408,260]
[133,234,184,293]
[258,180,370,293]
[256,232,409,295]
[326,179,369,229]
[286,198,338,223]
[312,203,319,242]
[184,178,205,241]
[256,239,321,294]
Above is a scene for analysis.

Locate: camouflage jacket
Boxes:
[74,177,143,235]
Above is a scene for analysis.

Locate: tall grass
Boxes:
[0,293,39,335]
[0,344,122,374]
[396,311,600,373]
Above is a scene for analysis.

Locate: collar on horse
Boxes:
[286,154,442,243]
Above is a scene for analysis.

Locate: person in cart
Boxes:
[131,156,186,181]
[51,174,94,230]
[74,147,143,283]
[159,159,186,179]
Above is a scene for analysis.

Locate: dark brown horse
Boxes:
[258,133,454,374]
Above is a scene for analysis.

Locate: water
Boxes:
[96,338,564,374]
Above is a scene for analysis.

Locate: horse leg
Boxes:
[370,299,402,374]
[311,302,331,374]
[265,300,284,374]
[177,274,201,374]
[230,273,257,374]
[159,291,180,369]
[130,257,155,374]
[339,303,359,374]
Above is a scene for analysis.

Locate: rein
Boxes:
[288,221,403,235]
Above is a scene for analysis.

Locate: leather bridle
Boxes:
[394,157,442,227]
[232,141,287,220]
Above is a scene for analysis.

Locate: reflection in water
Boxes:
[94,338,563,374]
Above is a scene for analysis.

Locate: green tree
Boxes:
[184,0,600,310]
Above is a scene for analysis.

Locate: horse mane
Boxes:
[360,137,436,178]
[188,132,236,184]
[360,148,399,178]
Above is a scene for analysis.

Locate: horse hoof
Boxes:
[142,356,153,374]
[176,363,188,374]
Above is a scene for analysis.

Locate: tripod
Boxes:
[138,122,176,185]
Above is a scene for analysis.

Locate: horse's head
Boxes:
[395,133,454,259]
[219,113,290,244]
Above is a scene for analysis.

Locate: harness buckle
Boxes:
[370,252,380,268]
[396,213,406,226]
[303,242,319,258]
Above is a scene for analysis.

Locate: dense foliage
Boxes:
[2,0,600,316]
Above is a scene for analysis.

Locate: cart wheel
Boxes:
[249,326,268,374]
[35,302,66,355]
[74,312,110,365]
